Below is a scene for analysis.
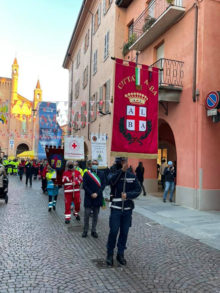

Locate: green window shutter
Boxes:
[106,79,110,112]
[99,86,103,111]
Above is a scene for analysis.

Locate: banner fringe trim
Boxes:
[111,151,158,159]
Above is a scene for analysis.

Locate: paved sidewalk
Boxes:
[0,176,219,293]
[134,194,220,251]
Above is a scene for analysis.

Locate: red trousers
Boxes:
[64,190,81,220]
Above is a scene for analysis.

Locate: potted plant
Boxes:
[122,33,137,56]
[167,0,175,5]
[142,16,156,32]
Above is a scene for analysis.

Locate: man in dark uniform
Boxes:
[106,157,141,266]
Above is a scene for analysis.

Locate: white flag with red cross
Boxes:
[64,136,84,160]
[126,105,147,132]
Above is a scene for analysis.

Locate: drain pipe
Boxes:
[88,11,93,141]
[192,1,198,102]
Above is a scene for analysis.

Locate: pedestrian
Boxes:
[82,159,106,238]
[18,160,25,181]
[62,161,83,224]
[41,160,48,193]
[46,165,58,211]
[160,158,167,190]
[106,157,141,266]
[162,161,176,203]
[135,162,146,196]
[25,159,34,187]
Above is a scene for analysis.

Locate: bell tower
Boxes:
[11,58,19,102]
[33,79,42,110]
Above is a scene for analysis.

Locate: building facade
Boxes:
[64,0,220,210]
[0,58,42,158]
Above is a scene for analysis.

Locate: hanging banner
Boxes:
[38,102,62,159]
[111,58,158,158]
[91,133,107,167]
[64,136,84,160]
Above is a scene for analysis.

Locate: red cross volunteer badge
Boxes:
[111,59,158,159]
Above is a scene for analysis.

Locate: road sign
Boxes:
[205,91,219,110]
[207,109,218,116]
[9,139,14,149]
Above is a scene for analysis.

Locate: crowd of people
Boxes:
[0,155,176,266]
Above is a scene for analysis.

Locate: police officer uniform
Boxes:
[106,158,141,266]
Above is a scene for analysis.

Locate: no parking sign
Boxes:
[205,91,220,110]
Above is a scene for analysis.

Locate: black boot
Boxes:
[48,207,52,212]
[82,231,87,238]
[116,254,127,265]
[53,205,56,211]
[106,254,113,266]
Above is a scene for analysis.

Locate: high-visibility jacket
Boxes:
[46,170,58,196]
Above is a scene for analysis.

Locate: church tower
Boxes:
[33,79,42,110]
[11,58,19,102]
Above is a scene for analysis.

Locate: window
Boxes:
[128,21,134,39]
[103,0,113,15]
[21,118,27,134]
[93,50,98,75]
[99,79,111,113]
[90,93,98,122]
[84,29,90,53]
[74,112,80,131]
[76,49,81,68]
[81,103,87,128]
[148,0,155,18]
[93,3,101,34]
[75,79,80,98]
[104,31,110,60]
[83,66,88,88]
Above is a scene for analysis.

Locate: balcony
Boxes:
[151,58,184,103]
[116,0,133,8]
[130,0,185,51]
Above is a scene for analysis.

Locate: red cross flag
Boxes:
[64,136,84,160]
[111,58,158,158]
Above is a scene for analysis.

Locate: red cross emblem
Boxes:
[72,142,77,149]
[126,105,147,132]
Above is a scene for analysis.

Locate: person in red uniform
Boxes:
[62,162,82,224]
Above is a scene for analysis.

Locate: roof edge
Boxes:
[63,0,88,69]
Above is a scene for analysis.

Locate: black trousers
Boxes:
[26,174,32,186]
[41,178,47,192]
[140,181,146,195]
[83,207,100,233]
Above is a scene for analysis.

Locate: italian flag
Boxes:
[135,67,141,87]
[87,170,101,187]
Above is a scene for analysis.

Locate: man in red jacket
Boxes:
[62,162,82,224]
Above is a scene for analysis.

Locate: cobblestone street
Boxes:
[0,176,219,293]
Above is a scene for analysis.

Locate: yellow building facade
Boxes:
[0,58,42,158]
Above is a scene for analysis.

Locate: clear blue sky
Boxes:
[0,0,83,102]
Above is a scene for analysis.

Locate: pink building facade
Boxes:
[64,0,220,210]
[118,0,220,210]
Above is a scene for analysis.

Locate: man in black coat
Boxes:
[25,159,34,187]
[82,160,106,238]
[106,157,141,266]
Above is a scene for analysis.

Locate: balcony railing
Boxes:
[151,58,184,87]
[130,0,185,51]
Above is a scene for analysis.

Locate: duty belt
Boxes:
[110,198,131,210]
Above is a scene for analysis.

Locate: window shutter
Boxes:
[107,31,110,57]
[98,3,101,25]
[104,34,107,59]
[106,79,110,112]
[103,0,106,15]
[92,15,95,34]
[94,92,98,120]
[95,50,97,73]
[99,86,103,111]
